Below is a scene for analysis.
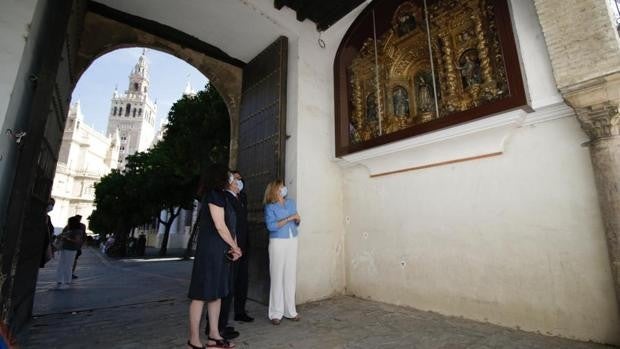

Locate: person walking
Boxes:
[187,164,241,349]
[263,180,301,325]
[55,216,83,288]
[71,215,87,279]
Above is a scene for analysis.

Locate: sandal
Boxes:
[271,318,281,325]
[187,340,204,349]
[207,336,235,348]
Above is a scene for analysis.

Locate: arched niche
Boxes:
[334,0,527,156]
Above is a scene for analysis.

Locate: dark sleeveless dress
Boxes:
[188,190,237,301]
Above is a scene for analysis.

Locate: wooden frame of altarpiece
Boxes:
[334,0,527,156]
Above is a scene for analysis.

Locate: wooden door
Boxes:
[237,36,288,303]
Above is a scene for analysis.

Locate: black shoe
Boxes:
[72,274,78,279]
[234,313,254,322]
[221,327,239,340]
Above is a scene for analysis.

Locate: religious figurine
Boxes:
[416,76,432,113]
[456,53,481,89]
[349,122,361,144]
[397,13,416,36]
[366,93,378,123]
[392,86,410,117]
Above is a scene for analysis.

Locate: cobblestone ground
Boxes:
[20,248,616,348]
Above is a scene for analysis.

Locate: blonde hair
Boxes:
[263,179,284,204]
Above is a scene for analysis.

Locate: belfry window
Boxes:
[134,82,139,91]
[133,109,137,117]
[334,0,526,156]
[113,107,117,116]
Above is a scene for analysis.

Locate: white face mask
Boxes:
[279,186,288,198]
[236,179,244,192]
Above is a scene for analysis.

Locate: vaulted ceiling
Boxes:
[274,0,366,31]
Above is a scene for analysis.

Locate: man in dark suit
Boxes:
[231,170,253,323]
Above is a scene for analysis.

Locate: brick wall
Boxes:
[533,0,620,89]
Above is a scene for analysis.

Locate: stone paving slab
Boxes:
[20,248,617,348]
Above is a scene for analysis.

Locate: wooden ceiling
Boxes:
[274,0,366,31]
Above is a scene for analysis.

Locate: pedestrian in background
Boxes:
[40,198,56,268]
[71,215,87,279]
[55,216,83,288]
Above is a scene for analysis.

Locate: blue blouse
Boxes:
[264,199,299,239]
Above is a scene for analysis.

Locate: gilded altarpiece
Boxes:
[334,0,527,156]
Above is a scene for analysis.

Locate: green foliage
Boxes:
[163,84,230,178]
[89,83,230,255]
[90,169,152,236]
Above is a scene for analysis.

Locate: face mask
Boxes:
[236,179,244,192]
[279,186,288,197]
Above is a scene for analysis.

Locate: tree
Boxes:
[124,144,197,256]
[160,84,230,256]
[90,84,230,257]
[163,84,230,172]
[89,169,152,256]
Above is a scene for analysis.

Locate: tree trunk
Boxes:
[159,222,172,256]
[158,207,181,256]
[183,214,201,260]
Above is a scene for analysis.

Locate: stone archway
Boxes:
[75,7,244,167]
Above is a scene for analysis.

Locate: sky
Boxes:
[72,47,208,133]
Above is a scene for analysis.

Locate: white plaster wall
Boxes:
[509,0,563,109]
[340,0,619,344]
[291,36,348,302]
[0,0,41,226]
[343,116,619,343]
[0,0,38,130]
[244,0,360,303]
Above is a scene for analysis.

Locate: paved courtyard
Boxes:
[20,248,616,348]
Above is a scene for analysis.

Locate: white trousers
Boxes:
[56,249,77,285]
[268,236,298,320]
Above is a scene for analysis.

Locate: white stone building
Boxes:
[106,49,157,168]
[50,101,120,227]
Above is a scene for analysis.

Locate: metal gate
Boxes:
[237,36,288,303]
[0,0,84,333]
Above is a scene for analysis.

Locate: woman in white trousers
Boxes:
[56,216,83,287]
[263,180,301,325]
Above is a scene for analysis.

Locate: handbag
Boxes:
[52,236,63,250]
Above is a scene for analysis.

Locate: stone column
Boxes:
[565,74,620,314]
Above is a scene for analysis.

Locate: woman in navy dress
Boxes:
[187,164,242,349]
